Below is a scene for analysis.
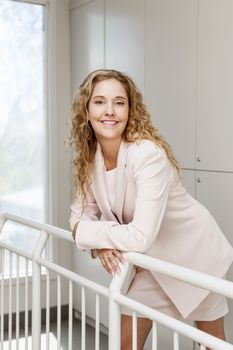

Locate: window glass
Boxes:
[0,0,47,257]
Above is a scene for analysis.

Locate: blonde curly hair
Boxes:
[70,69,180,206]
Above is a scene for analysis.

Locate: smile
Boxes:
[100,120,119,125]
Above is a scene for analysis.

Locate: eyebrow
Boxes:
[92,95,127,100]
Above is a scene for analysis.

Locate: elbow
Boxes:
[130,227,152,253]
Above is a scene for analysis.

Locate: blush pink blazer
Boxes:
[70,140,233,318]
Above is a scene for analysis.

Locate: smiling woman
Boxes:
[69,69,233,350]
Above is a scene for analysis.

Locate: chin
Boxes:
[97,133,123,142]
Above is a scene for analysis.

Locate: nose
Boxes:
[104,102,114,116]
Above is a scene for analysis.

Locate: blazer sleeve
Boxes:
[69,186,101,230]
[75,141,174,253]
[69,186,102,258]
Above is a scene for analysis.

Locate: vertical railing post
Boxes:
[108,259,133,350]
[32,229,48,350]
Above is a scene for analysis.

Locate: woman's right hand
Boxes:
[97,248,125,276]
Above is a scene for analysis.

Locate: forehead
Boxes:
[91,78,127,97]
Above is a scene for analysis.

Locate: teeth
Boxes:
[101,121,118,124]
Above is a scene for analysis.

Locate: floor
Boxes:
[3,317,108,349]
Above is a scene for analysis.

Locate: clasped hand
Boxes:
[97,249,125,276]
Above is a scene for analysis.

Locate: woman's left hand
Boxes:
[97,248,125,276]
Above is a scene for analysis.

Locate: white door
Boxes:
[196,170,233,343]
[105,0,145,92]
[71,0,105,91]
[196,0,233,172]
[145,0,197,169]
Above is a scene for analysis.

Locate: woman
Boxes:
[69,69,233,349]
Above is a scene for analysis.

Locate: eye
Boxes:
[116,101,125,106]
[94,100,104,105]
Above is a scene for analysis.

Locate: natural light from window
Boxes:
[0,0,47,259]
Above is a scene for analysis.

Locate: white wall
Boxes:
[48,0,72,271]
[47,0,72,311]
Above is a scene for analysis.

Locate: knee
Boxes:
[196,317,226,341]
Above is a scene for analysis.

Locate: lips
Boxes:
[100,120,119,125]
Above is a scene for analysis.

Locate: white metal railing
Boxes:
[109,255,233,350]
[0,212,233,350]
[0,212,109,350]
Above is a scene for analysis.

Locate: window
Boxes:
[0,0,47,259]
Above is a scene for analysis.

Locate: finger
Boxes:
[104,255,117,276]
[100,260,112,274]
[113,250,126,264]
[99,250,120,275]
[99,255,111,273]
[109,255,122,274]
[100,255,111,271]
[101,255,115,276]
[100,253,120,275]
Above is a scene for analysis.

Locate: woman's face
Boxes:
[87,78,129,145]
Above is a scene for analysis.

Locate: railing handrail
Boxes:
[0,240,32,261]
[1,212,233,350]
[1,212,233,299]
[123,252,233,299]
[36,257,109,297]
[0,212,72,242]
[114,291,233,350]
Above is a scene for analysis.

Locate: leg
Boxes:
[121,314,152,350]
[196,317,226,350]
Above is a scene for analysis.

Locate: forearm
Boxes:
[72,221,98,260]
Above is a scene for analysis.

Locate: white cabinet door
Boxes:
[145,0,197,169]
[105,0,144,92]
[71,0,104,92]
[196,0,233,172]
[196,171,233,249]
[180,169,196,198]
[196,170,233,343]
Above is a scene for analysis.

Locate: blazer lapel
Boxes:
[91,141,129,223]
[114,141,128,223]
[91,143,117,221]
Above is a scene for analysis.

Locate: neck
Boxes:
[98,138,122,170]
